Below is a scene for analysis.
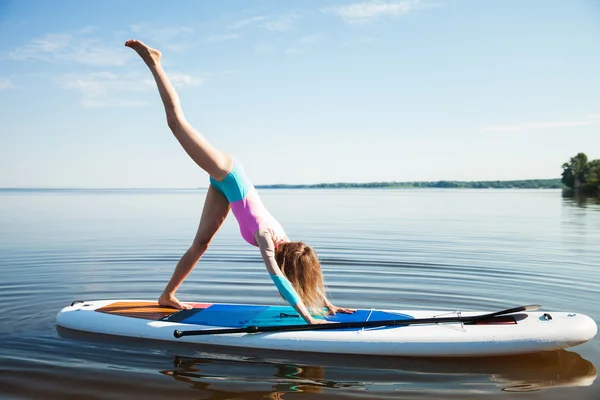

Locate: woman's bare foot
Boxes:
[159,292,192,310]
[124,39,162,66]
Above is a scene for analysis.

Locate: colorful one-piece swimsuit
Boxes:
[209,158,287,247]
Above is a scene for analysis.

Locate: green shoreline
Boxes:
[255,179,564,189]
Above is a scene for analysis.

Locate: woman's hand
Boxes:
[326,304,356,315]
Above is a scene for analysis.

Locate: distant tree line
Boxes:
[561,152,600,195]
[257,179,564,190]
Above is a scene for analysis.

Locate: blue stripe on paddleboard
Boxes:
[326,310,414,331]
[246,308,413,329]
[180,304,270,327]
[179,304,414,330]
[246,306,310,327]
[326,310,413,323]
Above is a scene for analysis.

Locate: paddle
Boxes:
[173,304,541,338]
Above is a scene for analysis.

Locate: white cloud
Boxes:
[0,78,16,91]
[482,115,600,133]
[78,26,98,34]
[57,71,202,108]
[168,73,203,87]
[7,33,70,60]
[71,42,132,66]
[129,24,193,39]
[129,24,194,38]
[408,138,431,147]
[285,48,304,54]
[285,34,322,54]
[341,37,375,47]
[263,13,299,31]
[327,0,434,23]
[226,16,267,30]
[58,72,149,97]
[5,32,129,66]
[162,43,190,52]
[128,24,194,52]
[226,13,298,31]
[298,34,321,44]
[82,98,150,108]
[206,34,240,43]
[254,42,274,55]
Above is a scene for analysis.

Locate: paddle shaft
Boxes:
[173,304,541,338]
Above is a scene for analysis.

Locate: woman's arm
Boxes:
[255,229,326,324]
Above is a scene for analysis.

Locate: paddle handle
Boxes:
[175,325,261,337]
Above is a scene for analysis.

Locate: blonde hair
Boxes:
[274,241,326,314]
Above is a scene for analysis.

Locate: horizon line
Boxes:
[0,177,562,190]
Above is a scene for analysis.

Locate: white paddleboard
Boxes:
[56,300,597,357]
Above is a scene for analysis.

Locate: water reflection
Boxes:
[161,349,596,397]
[57,319,597,397]
[162,356,332,398]
[562,192,600,209]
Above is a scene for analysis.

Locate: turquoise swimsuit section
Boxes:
[209,158,253,203]
[270,274,301,306]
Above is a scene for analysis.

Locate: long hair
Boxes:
[274,241,326,314]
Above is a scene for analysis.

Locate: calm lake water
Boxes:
[1,188,599,399]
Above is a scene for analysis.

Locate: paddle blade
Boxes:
[488,304,541,318]
[521,304,542,312]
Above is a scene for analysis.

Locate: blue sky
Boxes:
[1,0,599,188]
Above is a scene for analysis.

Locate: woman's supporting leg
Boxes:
[125,39,233,180]
[159,186,231,309]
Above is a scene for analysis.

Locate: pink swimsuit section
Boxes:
[230,188,287,246]
[209,158,287,246]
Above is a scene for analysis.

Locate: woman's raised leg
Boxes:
[125,39,232,180]
[124,40,234,308]
[159,186,231,309]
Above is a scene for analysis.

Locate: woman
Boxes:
[125,40,354,324]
